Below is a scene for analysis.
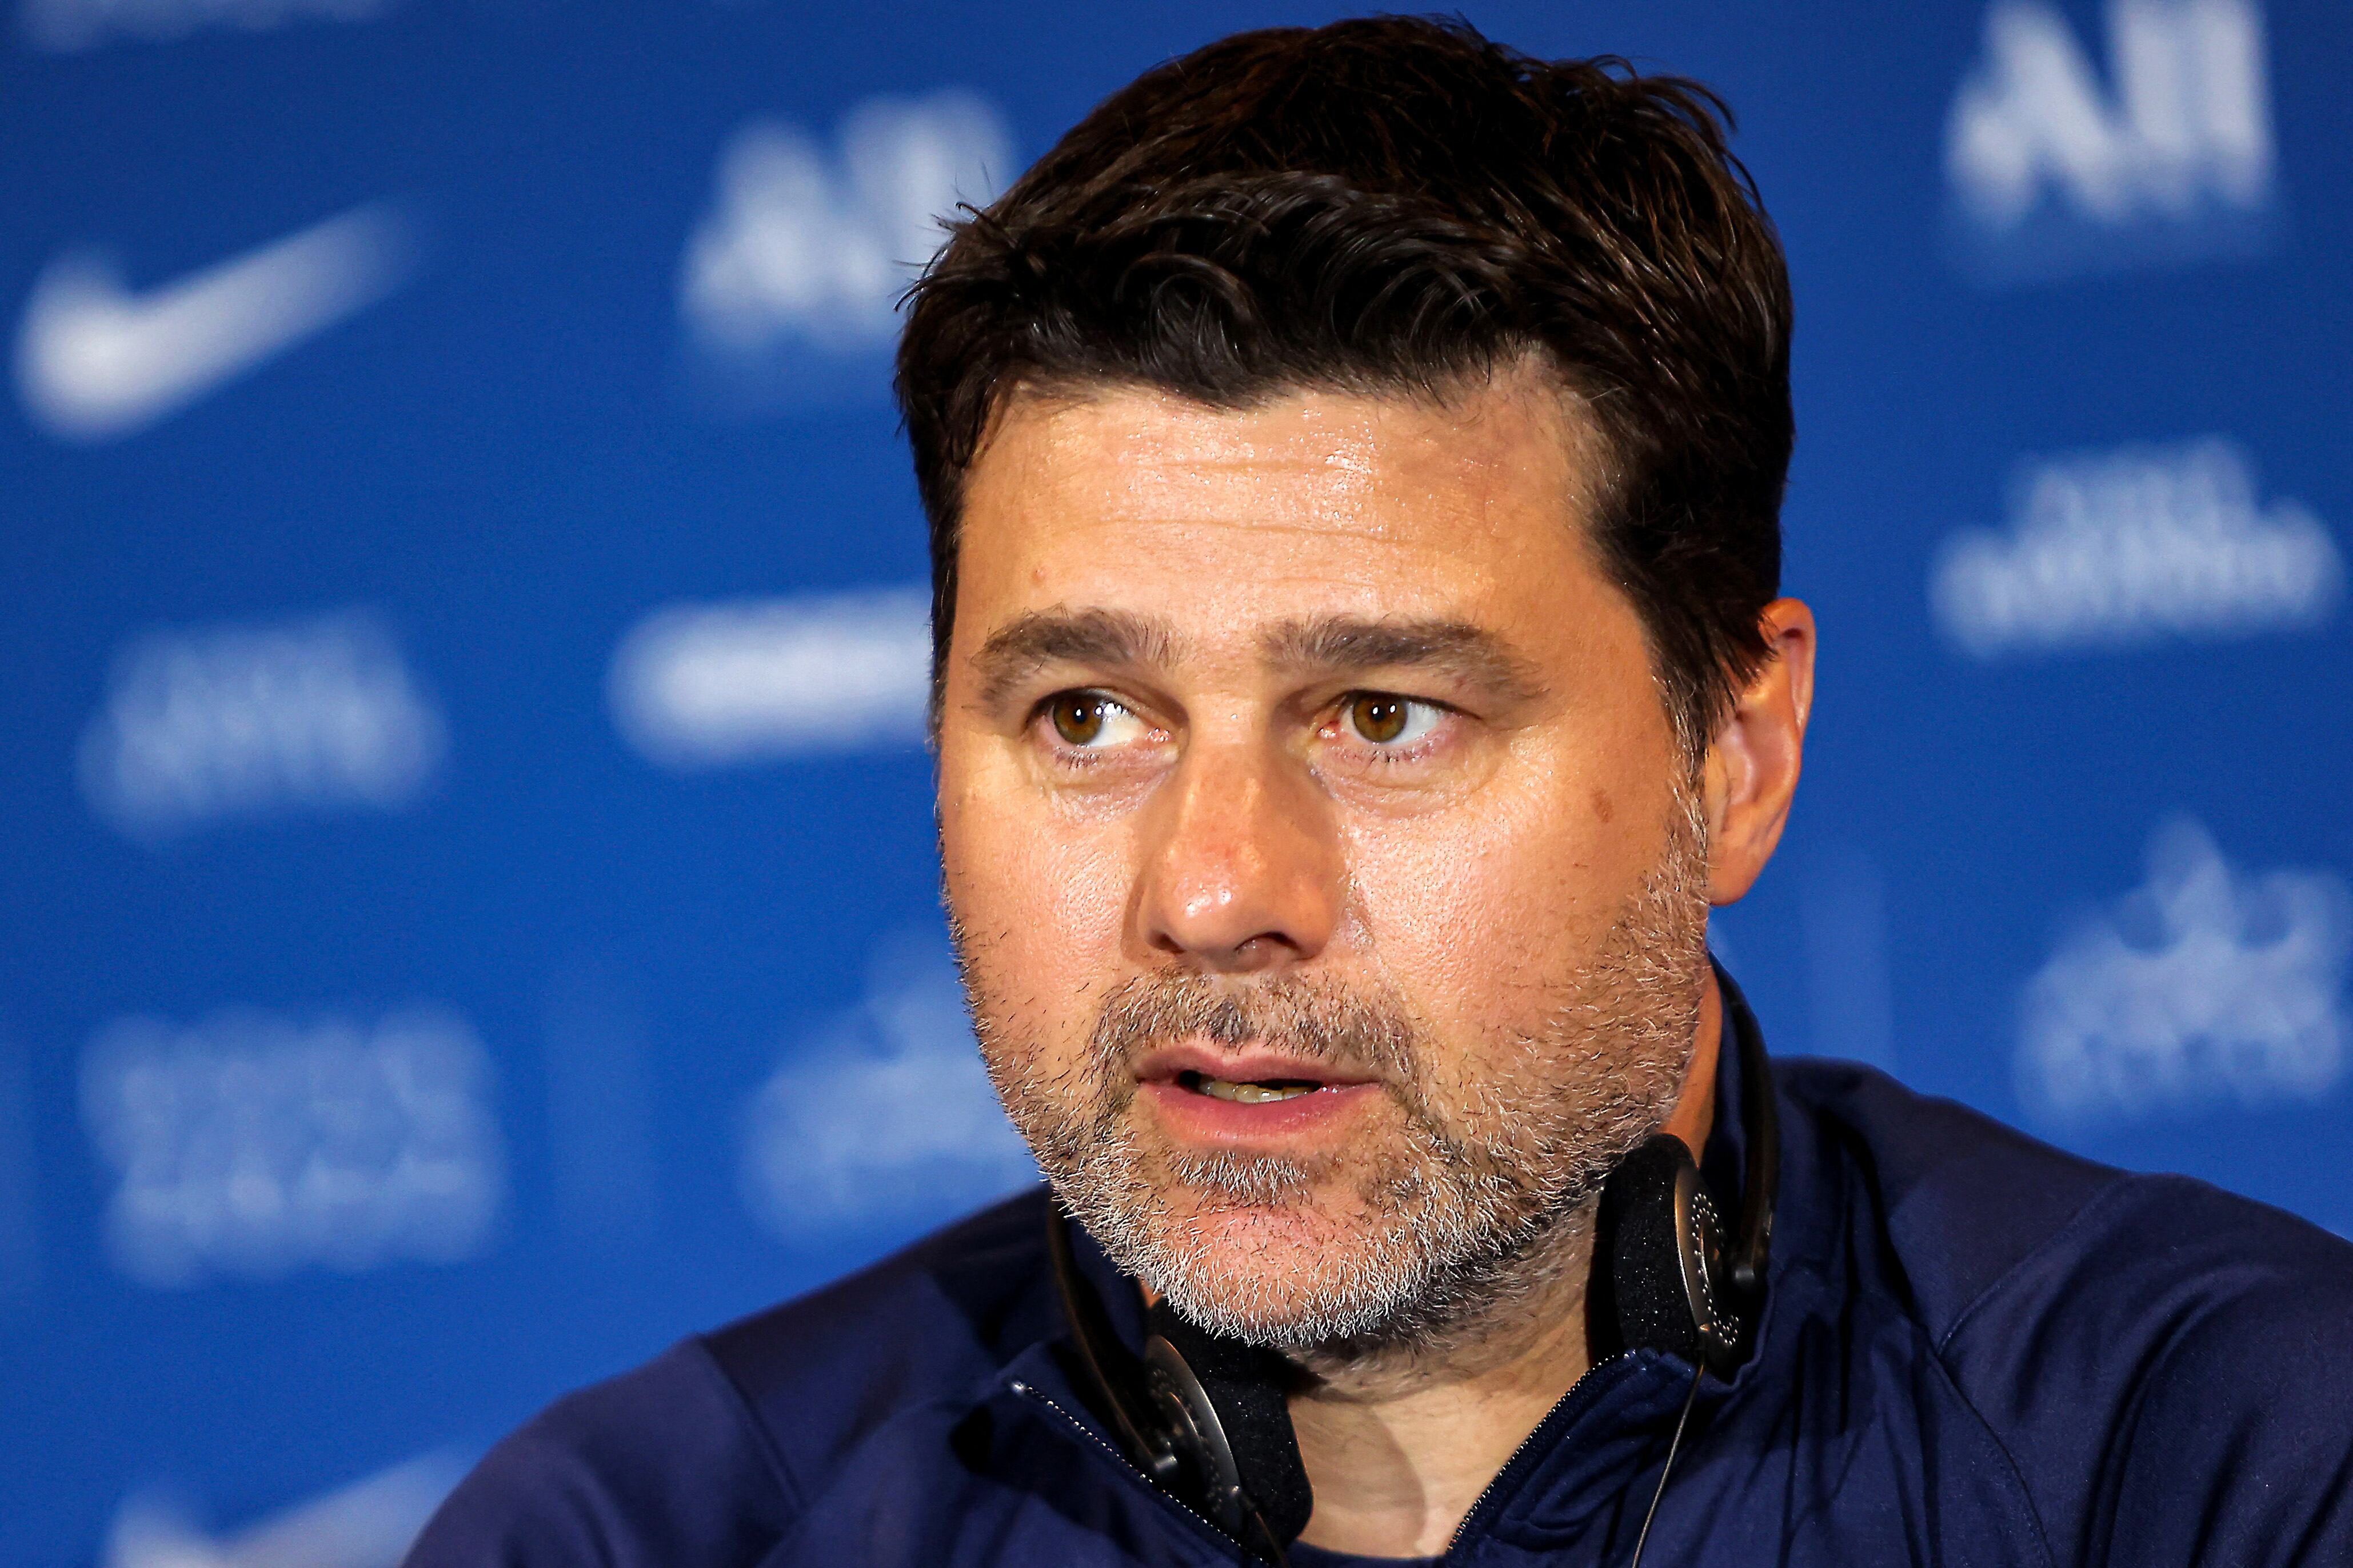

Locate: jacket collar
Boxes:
[990,959,1795,1555]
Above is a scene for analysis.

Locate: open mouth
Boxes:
[1133,1043,1376,1137]
[1177,1071,1325,1105]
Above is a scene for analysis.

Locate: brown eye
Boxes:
[1350,695,1409,743]
[1049,694,1106,745]
[1041,691,1150,755]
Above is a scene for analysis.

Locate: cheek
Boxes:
[941,760,1134,1054]
[1342,755,1663,1049]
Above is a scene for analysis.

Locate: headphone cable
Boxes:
[1627,1363,1706,1568]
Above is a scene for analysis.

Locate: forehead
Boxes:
[953,375,1612,640]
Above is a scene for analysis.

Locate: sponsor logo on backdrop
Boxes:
[1930,437,2340,657]
[2018,818,2350,1124]
[1946,0,2276,282]
[678,93,1012,408]
[17,202,416,442]
[81,1008,506,1287]
[79,610,447,841]
[740,927,1035,1242]
[19,0,390,53]
[105,1451,464,1568]
[609,587,930,768]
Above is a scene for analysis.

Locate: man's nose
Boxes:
[1130,739,1341,973]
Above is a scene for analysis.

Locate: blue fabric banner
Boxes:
[2,2,2346,1561]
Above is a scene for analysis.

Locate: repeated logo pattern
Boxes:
[78,611,446,841]
[17,202,417,442]
[738,929,1037,1244]
[2018,819,2350,1123]
[1946,0,2276,279]
[19,0,391,53]
[679,94,1013,406]
[103,1452,464,1568]
[81,1009,506,1287]
[3,3,2345,1561]
[1931,437,2340,656]
[608,588,933,768]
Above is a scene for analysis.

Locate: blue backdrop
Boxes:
[5,2,2348,1562]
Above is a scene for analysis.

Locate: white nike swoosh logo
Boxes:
[16,202,416,442]
[105,1450,465,1568]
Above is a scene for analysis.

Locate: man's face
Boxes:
[937,373,1711,1352]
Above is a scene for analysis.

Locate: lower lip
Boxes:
[1138,1079,1381,1143]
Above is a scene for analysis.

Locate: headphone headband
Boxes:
[1717,961,1780,1301]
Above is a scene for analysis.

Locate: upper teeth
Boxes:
[1197,1078,1315,1103]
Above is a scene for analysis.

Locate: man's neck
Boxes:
[1285,979,1723,1558]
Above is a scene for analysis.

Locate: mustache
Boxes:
[1088,969,1420,1081]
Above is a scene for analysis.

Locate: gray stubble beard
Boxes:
[960,787,1714,1367]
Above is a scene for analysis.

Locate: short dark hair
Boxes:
[897,15,1792,758]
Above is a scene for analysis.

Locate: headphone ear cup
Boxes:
[1145,1303,1315,1547]
[1597,1133,1743,1376]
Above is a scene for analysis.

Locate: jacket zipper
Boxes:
[1009,1376,1249,1563]
[1440,1350,1640,1558]
[1017,1350,1652,1563]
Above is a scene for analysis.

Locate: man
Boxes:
[410,17,2353,1566]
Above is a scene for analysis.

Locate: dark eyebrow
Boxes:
[972,607,1184,710]
[1261,615,1545,703]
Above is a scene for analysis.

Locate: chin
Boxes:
[1173,1186,1358,1251]
[1140,1182,1427,1345]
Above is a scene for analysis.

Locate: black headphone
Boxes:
[1045,964,1780,1564]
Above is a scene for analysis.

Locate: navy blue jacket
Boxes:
[408,1057,2353,1566]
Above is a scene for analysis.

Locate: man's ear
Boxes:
[1701,599,1815,906]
